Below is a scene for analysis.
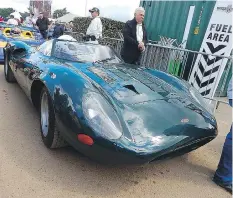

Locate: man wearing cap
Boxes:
[84,7,103,42]
[36,12,50,39]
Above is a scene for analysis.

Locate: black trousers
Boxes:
[121,54,142,65]
[40,30,48,39]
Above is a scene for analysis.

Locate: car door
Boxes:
[10,40,53,98]
[10,47,34,93]
[23,40,53,97]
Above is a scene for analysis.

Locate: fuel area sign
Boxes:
[189,1,232,99]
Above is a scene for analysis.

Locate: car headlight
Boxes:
[82,92,122,140]
[189,86,213,114]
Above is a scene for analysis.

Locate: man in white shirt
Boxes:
[84,7,103,42]
[7,15,18,26]
[121,7,148,65]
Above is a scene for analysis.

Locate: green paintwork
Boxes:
[140,0,216,51]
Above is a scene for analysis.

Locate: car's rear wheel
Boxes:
[4,53,16,83]
[40,87,67,148]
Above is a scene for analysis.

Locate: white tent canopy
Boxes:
[9,11,22,20]
[56,13,79,23]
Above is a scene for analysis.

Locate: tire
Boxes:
[4,53,16,83]
[40,87,67,148]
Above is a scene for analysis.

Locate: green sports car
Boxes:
[3,37,218,164]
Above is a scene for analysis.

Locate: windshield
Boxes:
[52,40,122,63]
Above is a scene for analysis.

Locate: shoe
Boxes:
[213,177,232,194]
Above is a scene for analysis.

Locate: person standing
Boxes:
[25,13,35,27]
[6,15,18,26]
[36,12,50,39]
[52,21,64,38]
[69,21,74,31]
[213,77,232,193]
[47,20,55,39]
[20,17,24,25]
[0,16,4,22]
[32,14,37,27]
[121,7,148,65]
[84,7,103,42]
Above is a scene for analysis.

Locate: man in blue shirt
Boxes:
[52,22,64,38]
[213,77,232,193]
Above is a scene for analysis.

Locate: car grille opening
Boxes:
[150,136,216,162]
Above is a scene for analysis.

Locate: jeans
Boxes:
[214,99,232,185]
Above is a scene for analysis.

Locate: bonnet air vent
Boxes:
[123,85,140,94]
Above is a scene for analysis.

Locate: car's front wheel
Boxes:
[40,87,67,148]
[4,53,16,83]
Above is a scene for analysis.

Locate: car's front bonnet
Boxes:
[81,64,195,105]
[67,63,217,157]
[79,64,216,124]
[115,99,217,153]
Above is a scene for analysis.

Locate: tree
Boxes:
[53,8,69,19]
[19,11,30,20]
[0,8,15,18]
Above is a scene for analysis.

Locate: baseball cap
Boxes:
[89,7,100,13]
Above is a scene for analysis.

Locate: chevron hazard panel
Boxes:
[189,0,232,99]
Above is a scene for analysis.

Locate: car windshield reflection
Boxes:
[53,40,122,63]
